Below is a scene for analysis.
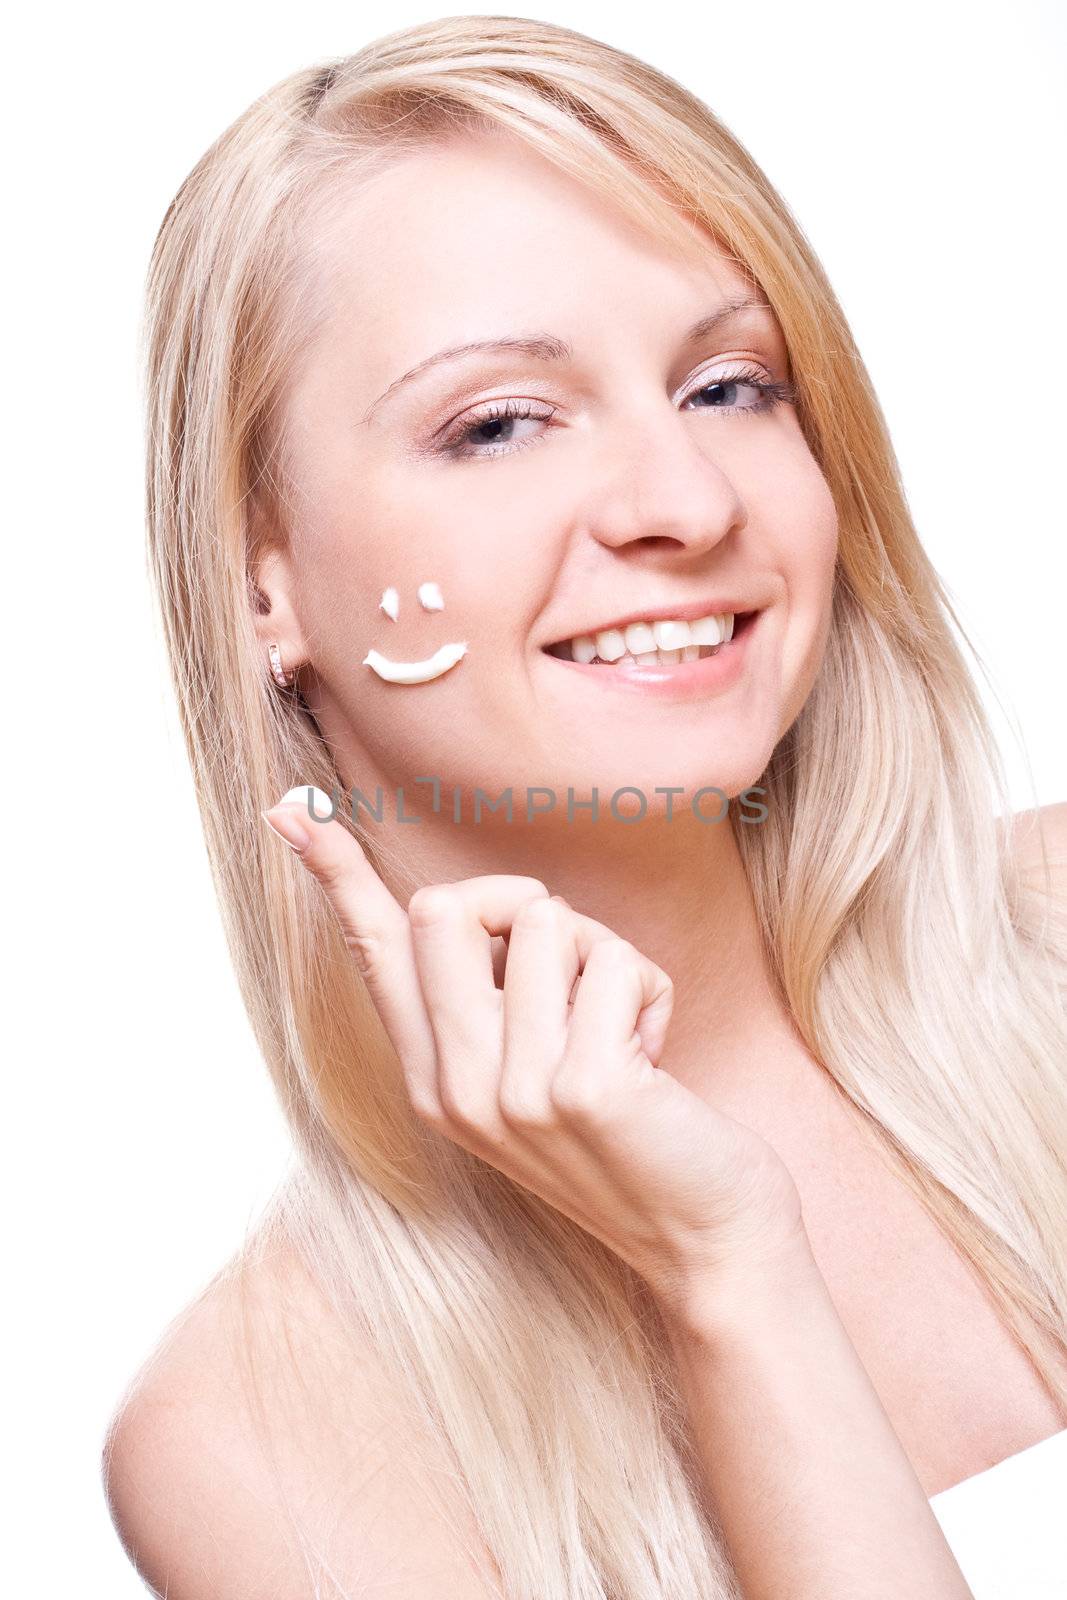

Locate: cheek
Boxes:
[774,470,839,712]
[765,444,839,594]
[294,496,539,681]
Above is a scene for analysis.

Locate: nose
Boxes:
[582,399,747,558]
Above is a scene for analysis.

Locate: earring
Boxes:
[268,642,295,688]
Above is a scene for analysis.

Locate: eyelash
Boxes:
[437,362,798,460]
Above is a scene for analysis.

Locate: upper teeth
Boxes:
[568,612,735,663]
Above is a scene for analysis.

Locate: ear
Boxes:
[249,540,310,679]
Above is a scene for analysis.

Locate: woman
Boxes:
[103,15,1067,1598]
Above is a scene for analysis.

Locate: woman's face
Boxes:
[264,129,838,816]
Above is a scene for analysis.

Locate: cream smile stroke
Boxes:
[363,640,469,683]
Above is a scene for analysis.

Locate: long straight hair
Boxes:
[141,15,1067,1596]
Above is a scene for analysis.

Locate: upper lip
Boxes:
[543,595,764,647]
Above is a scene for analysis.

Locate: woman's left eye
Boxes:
[438,362,796,460]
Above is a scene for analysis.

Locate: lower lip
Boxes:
[540,612,761,699]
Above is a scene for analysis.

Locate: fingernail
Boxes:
[262,807,311,852]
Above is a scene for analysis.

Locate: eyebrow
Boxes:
[361,292,775,422]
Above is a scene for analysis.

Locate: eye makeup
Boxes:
[430,362,798,461]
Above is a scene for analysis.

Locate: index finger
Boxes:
[262,786,435,1077]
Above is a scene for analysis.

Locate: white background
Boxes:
[6,1,1064,1594]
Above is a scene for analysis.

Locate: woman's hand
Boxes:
[263,788,808,1319]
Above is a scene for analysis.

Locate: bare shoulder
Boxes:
[1006,800,1067,893]
[102,1242,503,1599]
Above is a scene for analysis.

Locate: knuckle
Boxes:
[408,884,461,928]
[549,1068,604,1122]
[498,1086,553,1129]
[587,935,637,966]
[407,1086,447,1127]
[437,1077,490,1130]
[513,894,561,930]
[313,854,348,894]
[341,926,386,977]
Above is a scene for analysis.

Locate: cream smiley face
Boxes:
[364,582,468,684]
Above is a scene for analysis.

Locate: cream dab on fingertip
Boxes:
[279,785,337,815]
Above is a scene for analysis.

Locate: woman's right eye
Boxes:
[439,398,556,459]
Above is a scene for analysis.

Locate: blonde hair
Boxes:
[142,15,1067,1596]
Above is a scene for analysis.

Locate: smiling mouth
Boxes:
[541,611,759,664]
